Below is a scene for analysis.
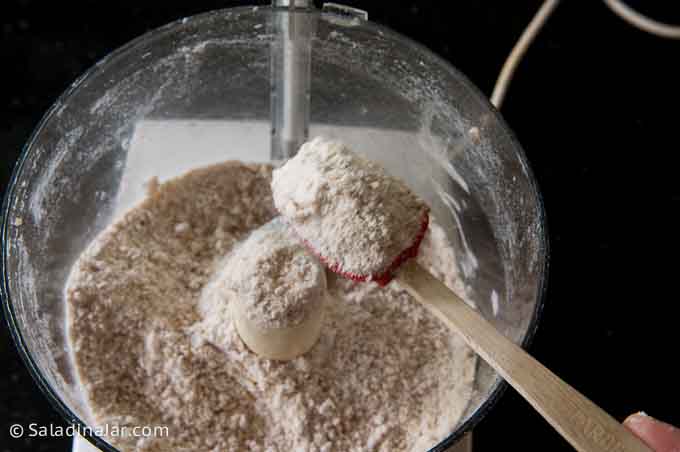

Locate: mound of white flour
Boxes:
[272,137,429,283]
[207,218,326,330]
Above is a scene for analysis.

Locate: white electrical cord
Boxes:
[491,0,680,109]
[490,0,560,108]
[602,0,680,40]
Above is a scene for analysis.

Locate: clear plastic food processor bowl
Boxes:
[1,5,547,451]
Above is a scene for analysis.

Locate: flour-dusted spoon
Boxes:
[272,136,653,452]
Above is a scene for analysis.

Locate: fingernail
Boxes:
[624,411,650,425]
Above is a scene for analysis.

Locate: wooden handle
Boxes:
[397,261,652,452]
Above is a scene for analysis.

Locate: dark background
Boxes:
[1,1,678,451]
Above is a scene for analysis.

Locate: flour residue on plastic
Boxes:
[29,126,83,225]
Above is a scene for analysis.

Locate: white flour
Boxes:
[205,218,326,330]
[272,137,429,284]
[66,161,476,451]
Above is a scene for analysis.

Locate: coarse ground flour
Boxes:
[66,161,476,452]
[213,218,326,330]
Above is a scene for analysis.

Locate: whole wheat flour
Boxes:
[271,137,429,283]
[66,161,476,452]
[208,218,326,330]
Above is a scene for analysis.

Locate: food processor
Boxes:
[1,2,547,451]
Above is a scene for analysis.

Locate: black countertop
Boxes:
[2,1,679,451]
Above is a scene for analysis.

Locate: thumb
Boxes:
[624,412,680,452]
